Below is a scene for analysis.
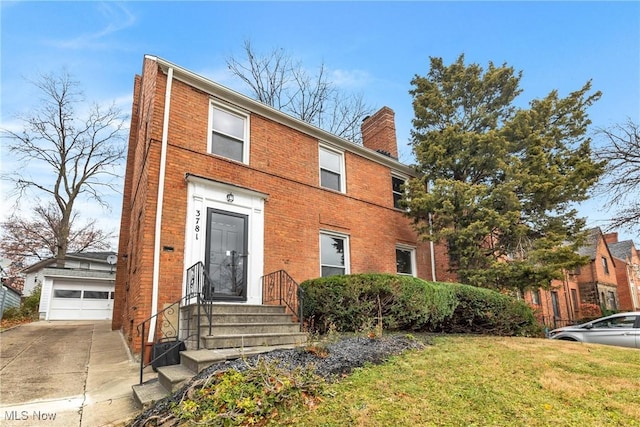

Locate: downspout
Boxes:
[591,261,601,309]
[562,270,573,323]
[148,66,174,343]
[428,213,437,282]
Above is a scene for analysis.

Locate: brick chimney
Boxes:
[604,232,619,244]
[361,106,398,159]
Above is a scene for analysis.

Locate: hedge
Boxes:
[301,274,539,336]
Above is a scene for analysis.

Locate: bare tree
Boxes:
[596,119,640,232]
[0,203,115,269]
[226,40,373,144]
[1,71,126,263]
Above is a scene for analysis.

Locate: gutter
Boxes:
[148,66,174,343]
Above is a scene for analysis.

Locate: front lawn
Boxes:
[275,335,640,426]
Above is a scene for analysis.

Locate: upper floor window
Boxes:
[392,176,405,209]
[320,231,349,277]
[319,145,345,192]
[601,256,609,274]
[396,245,416,277]
[209,103,249,163]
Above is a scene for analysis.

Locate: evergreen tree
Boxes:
[405,55,604,291]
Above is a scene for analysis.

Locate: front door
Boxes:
[205,209,248,301]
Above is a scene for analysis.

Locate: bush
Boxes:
[171,359,325,426]
[22,284,42,317]
[301,274,538,336]
[1,306,23,321]
[438,283,541,336]
[1,285,41,322]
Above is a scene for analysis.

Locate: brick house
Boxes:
[606,233,640,311]
[574,227,620,311]
[112,55,451,352]
[524,274,583,329]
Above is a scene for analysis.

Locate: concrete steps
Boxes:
[132,303,307,409]
[132,344,303,409]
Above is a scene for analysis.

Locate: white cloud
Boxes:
[330,68,373,89]
[45,3,136,50]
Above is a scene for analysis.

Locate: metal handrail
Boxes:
[262,270,304,331]
[136,293,195,384]
[137,261,214,384]
[187,261,216,336]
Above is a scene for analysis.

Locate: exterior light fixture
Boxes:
[226,192,234,203]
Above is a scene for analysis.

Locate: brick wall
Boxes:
[113,58,445,351]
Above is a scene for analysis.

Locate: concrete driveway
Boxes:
[1,321,143,426]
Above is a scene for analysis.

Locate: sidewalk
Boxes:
[1,321,145,426]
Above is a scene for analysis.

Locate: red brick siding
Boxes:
[114,59,444,352]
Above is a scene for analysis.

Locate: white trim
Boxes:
[319,230,350,277]
[391,173,408,210]
[184,177,265,304]
[395,244,417,277]
[207,100,251,164]
[149,66,173,343]
[319,143,346,193]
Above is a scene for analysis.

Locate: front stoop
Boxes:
[132,304,307,409]
[132,344,303,409]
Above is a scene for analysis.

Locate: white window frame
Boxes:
[391,173,407,210]
[208,101,250,164]
[395,244,417,277]
[320,230,350,277]
[319,144,346,193]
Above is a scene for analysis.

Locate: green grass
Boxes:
[273,335,640,426]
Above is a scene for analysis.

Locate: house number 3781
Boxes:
[194,209,201,240]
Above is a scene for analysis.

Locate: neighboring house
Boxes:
[22,252,118,320]
[605,233,640,311]
[1,260,24,318]
[524,273,583,329]
[1,279,22,319]
[112,55,451,352]
[575,228,620,311]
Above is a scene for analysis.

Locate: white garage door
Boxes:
[49,281,114,320]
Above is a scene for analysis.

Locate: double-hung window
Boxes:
[209,103,249,163]
[396,245,416,277]
[392,175,406,209]
[319,145,345,192]
[320,232,349,277]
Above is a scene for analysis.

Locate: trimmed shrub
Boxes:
[438,283,540,336]
[301,274,538,336]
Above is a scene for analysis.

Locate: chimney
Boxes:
[603,232,619,244]
[361,106,398,159]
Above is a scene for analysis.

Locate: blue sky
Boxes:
[1,1,639,245]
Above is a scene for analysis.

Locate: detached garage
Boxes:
[49,280,114,320]
[22,252,117,321]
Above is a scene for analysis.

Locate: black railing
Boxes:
[186,261,216,336]
[137,294,195,384]
[540,316,577,332]
[262,270,304,331]
[137,261,214,384]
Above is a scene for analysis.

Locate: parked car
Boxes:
[548,312,640,349]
